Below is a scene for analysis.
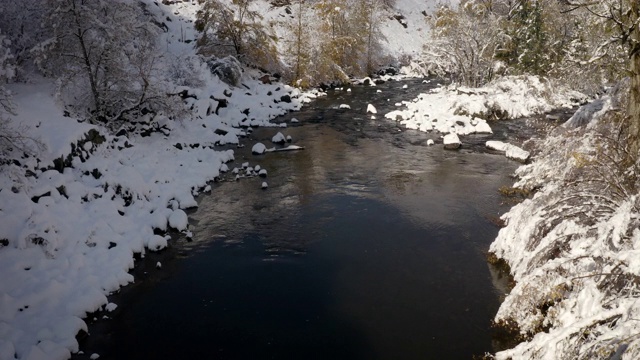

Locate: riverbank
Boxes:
[488,82,640,359]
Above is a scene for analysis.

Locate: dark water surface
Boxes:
[76,79,523,359]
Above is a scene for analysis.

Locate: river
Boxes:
[74,79,524,359]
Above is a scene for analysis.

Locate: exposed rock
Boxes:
[207,56,243,87]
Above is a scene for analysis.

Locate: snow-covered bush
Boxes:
[35,0,182,130]
[491,81,640,359]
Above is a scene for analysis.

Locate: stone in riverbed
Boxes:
[252,142,267,154]
[443,133,461,150]
[272,132,286,144]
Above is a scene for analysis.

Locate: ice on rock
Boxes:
[272,132,286,144]
[339,104,351,109]
[261,182,268,189]
[443,133,461,150]
[168,209,188,231]
[252,142,267,155]
[367,104,377,114]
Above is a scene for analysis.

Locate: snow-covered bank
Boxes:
[490,82,640,359]
[385,76,586,139]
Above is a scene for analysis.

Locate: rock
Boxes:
[156,262,162,269]
[258,169,267,177]
[486,141,530,162]
[443,133,461,150]
[290,118,299,123]
[402,84,408,89]
[254,165,261,172]
[367,104,377,114]
[261,181,268,189]
[169,209,188,231]
[286,135,292,142]
[427,139,435,146]
[280,94,292,103]
[252,142,267,154]
[206,56,242,86]
[242,162,249,169]
[272,132,286,144]
[339,104,351,109]
[474,120,493,134]
[259,74,271,84]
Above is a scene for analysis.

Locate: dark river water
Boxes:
[75,79,527,359]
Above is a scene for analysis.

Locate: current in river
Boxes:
[75,79,522,359]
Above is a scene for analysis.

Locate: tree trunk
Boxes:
[627,3,640,163]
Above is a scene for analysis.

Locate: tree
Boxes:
[196,0,280,72]
[353,0,386,75]
[283,0,314,86]
[563,1,640,162]
[423,2,506,86]
[35,0,177,129]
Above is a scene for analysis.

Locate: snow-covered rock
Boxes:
[272,132,286,144]
[339,104,351,109]
[168,208,188,231]
[261,182,268,189]
[486,141,530,162]
[367,104,377,114]
[443,133,461,150]
[252,142,267,154]
[426,139,434,146]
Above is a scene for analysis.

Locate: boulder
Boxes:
[207,56,242,86]
[252,142,267,154]
[271,132,286,144]
[443,133,461,150]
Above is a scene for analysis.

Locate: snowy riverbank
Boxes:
[0,67,322,359]
[490,82,640,359]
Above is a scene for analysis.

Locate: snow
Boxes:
[386,76,585,136]
[486,141,530,162]
[490,83,640,359]
[0,2,316,356]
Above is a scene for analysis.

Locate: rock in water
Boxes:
[427,139,435,146]
[168,209,188,231]
[367,104,377,114]
[443,133,461,150]
[261,182,268,189]
[272,132,286,144]
[252,142,267,154]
